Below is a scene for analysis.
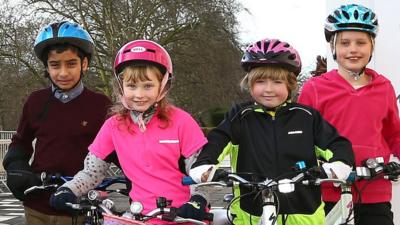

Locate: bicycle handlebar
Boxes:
[67,194,212,225]
[183,157,400,191]
[24,174,129,196]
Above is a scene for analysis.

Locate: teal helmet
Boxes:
[324,4,378,42]
[34,21,94,61]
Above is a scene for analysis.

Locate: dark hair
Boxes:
[42,43,89,66]
[41,43,89,77]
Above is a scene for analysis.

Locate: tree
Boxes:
[0,0,245,129]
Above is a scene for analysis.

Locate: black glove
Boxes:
[49,187,78,214]
[212,169,229,182]
[3,148,41,201]
[5,161,41,201]
[177,195,208,221]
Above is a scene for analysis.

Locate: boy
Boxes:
[190,38,354,225]
[2,21,113,224]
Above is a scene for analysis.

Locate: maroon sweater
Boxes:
[10,87,111,215]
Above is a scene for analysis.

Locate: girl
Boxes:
[190,38,354,225]
[49,40,209,222]
[298,4,400,225]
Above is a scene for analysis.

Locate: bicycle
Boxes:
[183,162,326,225]
[183,158,400,225]
[318,157,400,225]
[24,173,129,225]
[67,192,214,225]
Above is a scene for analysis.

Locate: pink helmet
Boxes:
[114,40,173,77]
[241,38,302,76]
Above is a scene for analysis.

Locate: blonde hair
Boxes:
[110,65,171,131]
[240,66,298,100]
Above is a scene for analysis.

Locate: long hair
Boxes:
[109,65,171,132]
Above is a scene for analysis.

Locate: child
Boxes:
[49,40,210,222]
[190,38,354,225]
[2,21,116,224]
[298,4,400,225]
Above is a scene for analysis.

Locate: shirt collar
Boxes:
[52,81,84,103]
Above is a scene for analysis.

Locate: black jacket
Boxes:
[193,101,354,215]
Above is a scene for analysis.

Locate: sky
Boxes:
[237,0,328,72]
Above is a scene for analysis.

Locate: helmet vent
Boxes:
[342,10,350,20]
[288,53,296,60]
[256,41,262,50]
[263,41,270,51]
[147,48,156,53]
[271,40,281,49]
[371,13,376,21]
[354,10,359,20]
[328,15,338,23]
[363,11,370,21]
[334,10,342,19]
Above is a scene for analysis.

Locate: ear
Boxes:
[81,57,89,72]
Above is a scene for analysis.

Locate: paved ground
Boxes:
[0,193,24,225]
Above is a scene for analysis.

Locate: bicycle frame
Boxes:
[325,183,353,225]
[185,174,288,225]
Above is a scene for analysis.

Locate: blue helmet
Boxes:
[324,4,378,42]
[34,21,94,60]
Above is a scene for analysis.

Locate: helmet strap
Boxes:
[155,72,171,102]
[331,33,338,60]
[120,95,156,132]
[341,67,366,81]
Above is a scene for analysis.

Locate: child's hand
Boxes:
[201,169,211,182]
[322,161,352,186]
[189,165,215,183]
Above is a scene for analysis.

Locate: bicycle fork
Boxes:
[325,185,354,225]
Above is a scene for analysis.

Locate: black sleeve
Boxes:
[313,109,355,166]
[104,151,121,168]
[192,103,244,168]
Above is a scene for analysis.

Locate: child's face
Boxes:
[123,69,161,112]
[250,78,289,108]
[335,31,373,72]
[47,49,87,91]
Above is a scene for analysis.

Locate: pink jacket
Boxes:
[298,68,400,203]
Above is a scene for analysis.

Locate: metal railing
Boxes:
[0,131,15,192]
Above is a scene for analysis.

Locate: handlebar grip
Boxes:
[204,212,214,221]
[182,176,197,185]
